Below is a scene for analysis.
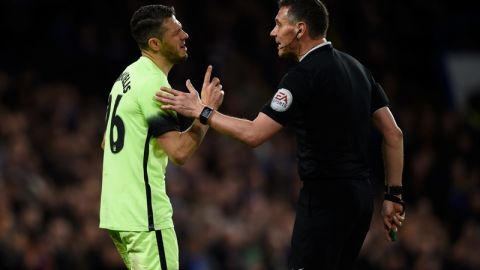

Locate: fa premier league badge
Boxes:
[271,88,293,112]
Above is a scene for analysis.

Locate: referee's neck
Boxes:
[297,37,327,62]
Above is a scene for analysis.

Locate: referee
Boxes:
[156,0,405,269]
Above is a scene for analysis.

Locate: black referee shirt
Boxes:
[262,43,389,181]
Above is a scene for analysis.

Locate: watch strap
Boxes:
[385,185,403,196]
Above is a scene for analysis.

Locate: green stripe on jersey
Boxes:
[100,56,178,231]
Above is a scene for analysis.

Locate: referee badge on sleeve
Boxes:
[271,88,293,112]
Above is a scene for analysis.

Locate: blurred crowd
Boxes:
[1,0,480,269]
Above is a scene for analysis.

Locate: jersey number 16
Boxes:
[105,94,125,153]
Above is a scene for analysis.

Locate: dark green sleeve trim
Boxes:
[178,114,194,132]
[147,113,180,137]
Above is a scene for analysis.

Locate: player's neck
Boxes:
[141,50,173,76]
[297,37,327,61]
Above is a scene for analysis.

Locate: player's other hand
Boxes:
[199,65,224,110]
[381,199,405,242]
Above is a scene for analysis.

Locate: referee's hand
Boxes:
[156,83,203,119]
[381,199,405,242]
[155,65,224,119]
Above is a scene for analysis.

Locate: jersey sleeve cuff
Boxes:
[261,104,286,126]
[147,113,180,137]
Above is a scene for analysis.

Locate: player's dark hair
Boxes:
[130,5,175,50]
[278,0,329,38]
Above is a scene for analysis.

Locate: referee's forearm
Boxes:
[382,135,404,187]
[208,111,258,147]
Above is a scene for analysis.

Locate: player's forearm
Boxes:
[382,130,404,187]
[208,111,260,147]
[174,120,208,164]
[184,119,209,147]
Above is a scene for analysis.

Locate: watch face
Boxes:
[201,110,209,118]
[202,107,212,117]
[200,107,213,124]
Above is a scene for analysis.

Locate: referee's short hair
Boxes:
[278,0,329,38]
[130,5,175,50]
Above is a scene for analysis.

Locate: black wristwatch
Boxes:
[385,185,403,196]
[199,106,214,125]
[384,185,405,214]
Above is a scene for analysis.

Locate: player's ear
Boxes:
[147,37,162,51]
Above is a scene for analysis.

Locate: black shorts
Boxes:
[289,179,374,270]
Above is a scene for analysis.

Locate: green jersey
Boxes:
[100,56,180,231]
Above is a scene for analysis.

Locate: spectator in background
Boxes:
[156,0,405,269]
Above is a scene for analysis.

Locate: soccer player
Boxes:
[155,0,405,269]
[100,5,223,270]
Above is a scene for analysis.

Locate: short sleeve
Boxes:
[137,75,180,137]
[261,70,306,126]
[369,74,389,114]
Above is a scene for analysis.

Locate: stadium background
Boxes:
[1,0,479,269]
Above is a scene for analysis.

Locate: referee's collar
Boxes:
[299,41,332,62]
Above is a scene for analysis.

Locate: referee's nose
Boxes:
[270,26,278,37]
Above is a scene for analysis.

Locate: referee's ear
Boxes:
[296,22,306,39]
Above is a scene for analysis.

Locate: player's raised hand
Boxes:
[200,65,224,110]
